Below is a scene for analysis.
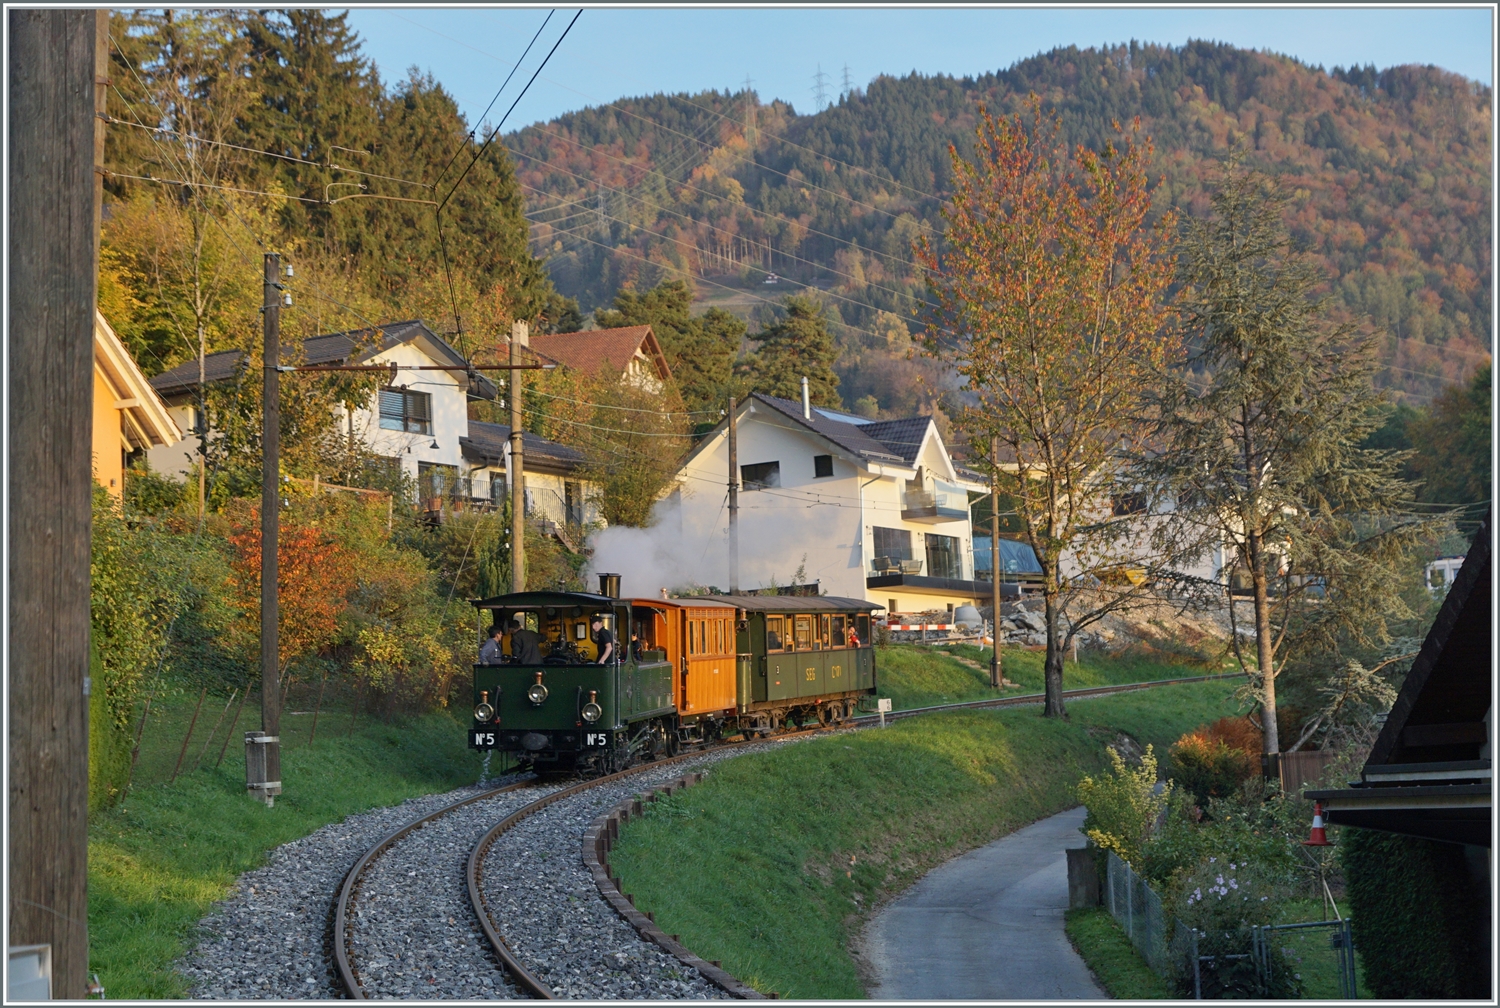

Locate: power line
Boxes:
[534,217,900,348]
[431,9,554,192]
[437,9,582,215]
[509,152,934,314]
[395,13,938,235]
[520,180,931,330]
[512,121,919,272]
[526,385,720,417]
[100,115,434,190]
[468,9,945,210]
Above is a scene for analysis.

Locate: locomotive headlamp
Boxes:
[473,690,495,723]
[581,689,602,722]
[527,670,548,705]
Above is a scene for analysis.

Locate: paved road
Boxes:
[864,806,1106,1000]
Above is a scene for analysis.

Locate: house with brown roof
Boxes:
[94,311,181,497]
[527,325,671,393]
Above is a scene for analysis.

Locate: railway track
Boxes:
[328,670,1233,999]
[850,670,1243,725]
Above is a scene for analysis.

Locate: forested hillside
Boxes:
[512,40,1492,408]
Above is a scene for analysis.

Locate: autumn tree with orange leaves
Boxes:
[229,511,358,674]
[918,99,1180,719]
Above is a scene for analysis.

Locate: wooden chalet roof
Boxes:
[1367,514,1492,769]
[1306,512,1492,846]
[526,326,671,382]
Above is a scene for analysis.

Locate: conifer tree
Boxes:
[1151,159,1422,755]
[743,295,842,406]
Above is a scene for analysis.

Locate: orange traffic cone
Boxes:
[1303,801,1331,846]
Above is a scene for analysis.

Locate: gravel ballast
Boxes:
[178,736,822,1000]
[178,778,527,1000]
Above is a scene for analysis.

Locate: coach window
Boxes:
[831,615,846,647]
[819,615,831,649]
[766,616,785,651]
[794,615,813,650]
[856,614,871,643]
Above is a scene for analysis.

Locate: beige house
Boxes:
[528,325,671,392]
[93,312,180,497]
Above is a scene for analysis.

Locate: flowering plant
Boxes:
[1172,856,1303,998]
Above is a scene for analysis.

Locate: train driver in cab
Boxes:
[508,618,543,665]
[479,626,505,665]
[591,616,615,664]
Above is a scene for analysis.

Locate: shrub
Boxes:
[1342,827,1488,998]
[1167,716,1261,809]
[1076,744,1172,868]
[1169,733,1255,809]
[1172,856,1304,998]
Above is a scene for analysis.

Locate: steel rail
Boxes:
[332,672,1233,999]
[850,671,1245,726]
[331,778,538,999]
[463,730,825,998]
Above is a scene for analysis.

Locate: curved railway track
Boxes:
[330,670,1237,999]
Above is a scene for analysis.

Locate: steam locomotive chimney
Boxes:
[598,572,621,598]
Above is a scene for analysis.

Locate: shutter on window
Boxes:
[379,389,404,420]
[409,391,431,422]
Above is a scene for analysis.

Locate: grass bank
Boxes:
[607,679,1239,999]
[1065,908,1173,998]
[875,642,1234,711]
[89,696,487,999]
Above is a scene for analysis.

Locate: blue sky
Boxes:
[345,6,1494,132]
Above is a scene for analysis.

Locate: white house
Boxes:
[146,319,602,535]
[665,392,1014,615]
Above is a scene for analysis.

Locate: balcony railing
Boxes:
[871,556,924,576]
[900,479,969,523]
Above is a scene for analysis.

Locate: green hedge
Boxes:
[1342,827,1489,998]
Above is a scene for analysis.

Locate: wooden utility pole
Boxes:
[990,436,1003,689]
[509,321,528,592]
[728,396,739,593]
[8,10,106,997]
[256,252,282,804]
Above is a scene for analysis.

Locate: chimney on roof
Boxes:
[802,376,810,420]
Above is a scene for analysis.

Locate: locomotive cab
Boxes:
[469,586,675,774]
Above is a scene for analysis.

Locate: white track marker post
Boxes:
[878,697,892,728]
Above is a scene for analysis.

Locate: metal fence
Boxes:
[1105,852,1359,999]
[1105,851,1173,976]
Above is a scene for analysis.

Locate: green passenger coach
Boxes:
[469,581,879,774]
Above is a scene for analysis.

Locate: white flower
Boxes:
[1215,876,1225,885]
[1229,879,1239,889]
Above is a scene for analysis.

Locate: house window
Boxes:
[1111,491,1147,516]
[741,460,780,489]
[872,527,913,572]
[926,532,962,579]
[379,387,431,434]
[490,473,507,504]
[813,454,834,478]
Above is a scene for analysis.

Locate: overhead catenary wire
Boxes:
[432,9,555,192]
[100,115,434,190]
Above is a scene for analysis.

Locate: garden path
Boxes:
[863,805,1106,999]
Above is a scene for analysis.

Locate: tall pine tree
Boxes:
[743,295,842,406]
